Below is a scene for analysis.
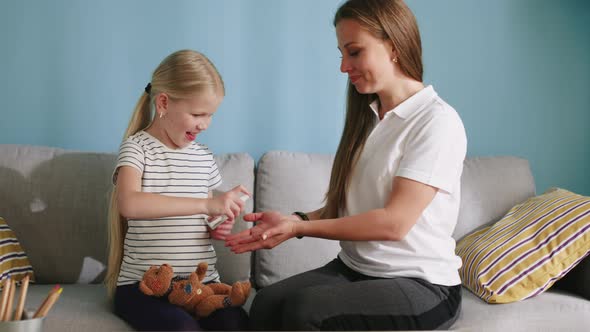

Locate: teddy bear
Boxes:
[139,262,251,318]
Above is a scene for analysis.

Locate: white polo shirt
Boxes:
[338,85,467,286]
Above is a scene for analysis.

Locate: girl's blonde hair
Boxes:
[105,50,225,297]
[321,0,423,219]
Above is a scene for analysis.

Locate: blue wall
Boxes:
[1,0,589,195]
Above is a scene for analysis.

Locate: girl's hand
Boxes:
[209,218,235,240]
[206,185,250,222]
[224,211,299,253]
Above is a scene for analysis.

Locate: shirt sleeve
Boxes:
[396,110,467,194]
[112,138,145,185]
[207,151,222,191]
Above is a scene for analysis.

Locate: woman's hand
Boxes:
[206,185,250,222]
[224,211,299,253]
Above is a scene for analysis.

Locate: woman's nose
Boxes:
[340,57,350,73]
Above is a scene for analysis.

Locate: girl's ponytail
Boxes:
[105,92,152,298]
[105,187,124,298]
[124,92,153,140]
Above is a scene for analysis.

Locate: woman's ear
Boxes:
[385,40,398,63]
[391,45,398,63]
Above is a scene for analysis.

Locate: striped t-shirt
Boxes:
[113,131,222,286]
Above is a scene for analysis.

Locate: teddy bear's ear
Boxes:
[196,262,208,281]
[139,281,155,296]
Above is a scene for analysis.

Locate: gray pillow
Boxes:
[252,151,340,288]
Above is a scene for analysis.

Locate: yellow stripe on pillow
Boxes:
[0,217,34,285]
[457,188,590,303]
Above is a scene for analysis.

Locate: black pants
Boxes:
[250,258,461,331]
[114,282,248,331]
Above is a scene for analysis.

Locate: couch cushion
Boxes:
[0,144,254,285]
[210,153,255,283]
[24,285,590,332]
[457,188,590,303]
[454,156,535,241]
[25,284,132,331]
[253,151,340,288]
[453,287,590,331]
[0,145,115,284]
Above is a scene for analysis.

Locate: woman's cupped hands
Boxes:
[225,211,299,253]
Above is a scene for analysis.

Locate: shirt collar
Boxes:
[369,85,437,120]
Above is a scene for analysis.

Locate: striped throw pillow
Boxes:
[456,188,590,303]
[0,217,34,284]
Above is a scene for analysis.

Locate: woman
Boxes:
[226,0,466,330]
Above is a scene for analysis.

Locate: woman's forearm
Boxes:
[296,208,414,242]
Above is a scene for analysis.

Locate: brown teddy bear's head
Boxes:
[168,262,213,310]
[139,264,174,297]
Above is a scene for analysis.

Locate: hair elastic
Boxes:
[144,83,152,94]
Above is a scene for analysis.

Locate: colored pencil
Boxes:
[34,287,62,318]
[0,277,11,321]
[33,285,60,318]
[13,274,30,320]
[4,278,15,321]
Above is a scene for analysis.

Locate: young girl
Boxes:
[227,0,466,330]
[106,49,250,331]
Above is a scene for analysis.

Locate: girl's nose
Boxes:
[197,120,209,131]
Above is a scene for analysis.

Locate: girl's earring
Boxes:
[392,58,398,63]
[159,113,164,119]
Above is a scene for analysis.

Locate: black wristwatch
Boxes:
[292,211,309,239]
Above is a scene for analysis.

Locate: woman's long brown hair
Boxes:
[321,0,423,219]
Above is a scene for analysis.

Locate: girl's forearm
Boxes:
[118,192,209,219]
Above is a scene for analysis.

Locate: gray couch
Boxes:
[0,144,587,331]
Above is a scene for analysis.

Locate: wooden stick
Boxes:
[4,278,15,321]
[34,287,62,318]
[0,277,11,321]
[13,275,30,321]
[33,285,60,318]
